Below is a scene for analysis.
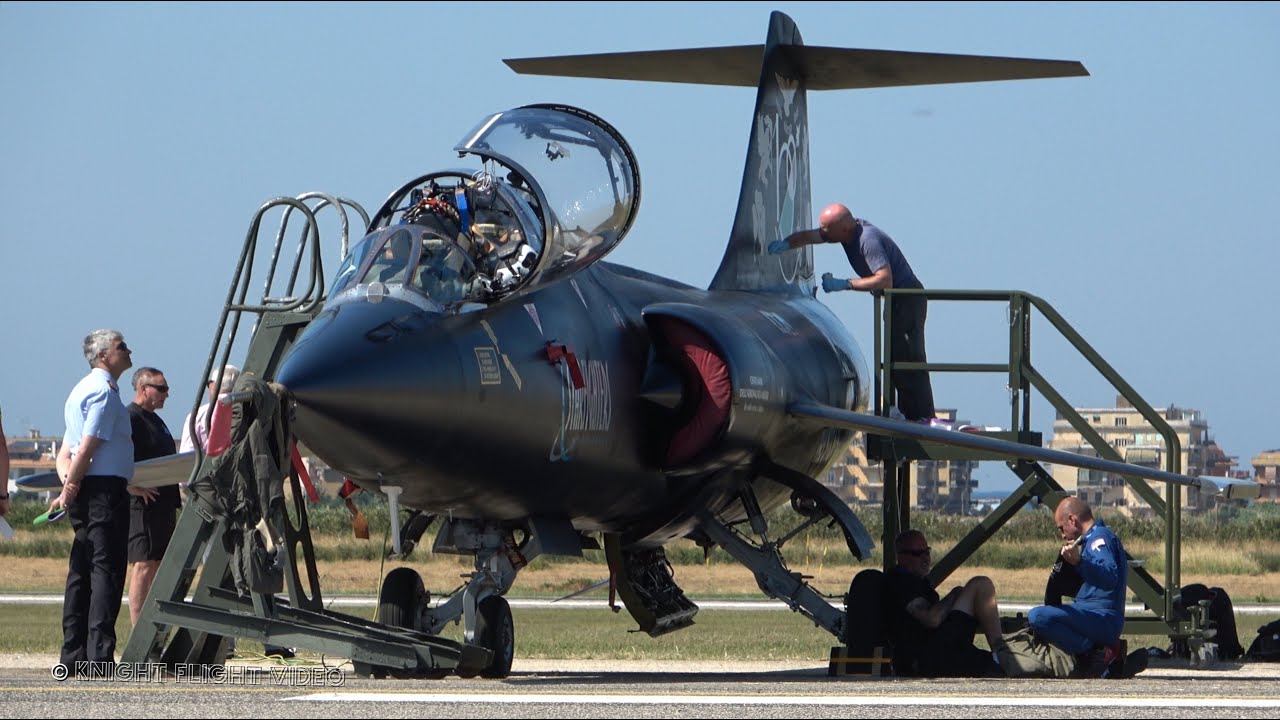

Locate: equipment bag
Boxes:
[996,627,1077,678]
[1173,584,1245,660]
[1246,619,1280,662]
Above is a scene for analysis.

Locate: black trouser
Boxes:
[889,293,936,421]
[60,476,129,666]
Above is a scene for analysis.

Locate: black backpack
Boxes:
[1171,584,1245,661]
[1246,619,1280,662]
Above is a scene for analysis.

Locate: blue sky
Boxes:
[2,2,1276,491]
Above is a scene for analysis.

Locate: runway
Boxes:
[2,658,1279,718]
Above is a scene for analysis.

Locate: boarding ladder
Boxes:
[868,288,1214,649]
[122,195,488,675]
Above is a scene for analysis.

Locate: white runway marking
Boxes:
[287,692,1280,708]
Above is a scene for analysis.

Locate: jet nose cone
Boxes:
[276,300,461,475]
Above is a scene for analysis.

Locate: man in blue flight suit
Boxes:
[1029,496,1139,677]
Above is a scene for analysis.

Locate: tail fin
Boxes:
[504,11,1088,294]
[710,12,813,294]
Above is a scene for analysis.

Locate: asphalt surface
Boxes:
[2,657,1279,719]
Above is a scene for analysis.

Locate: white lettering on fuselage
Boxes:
[567,360,612,432]
[550,359,612,462]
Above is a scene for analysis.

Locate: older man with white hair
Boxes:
[52,329,157,670]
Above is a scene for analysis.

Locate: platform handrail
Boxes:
[872,287,1191,632]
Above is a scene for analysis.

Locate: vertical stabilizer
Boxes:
[708,12,814,295]
[504,11,1088,296]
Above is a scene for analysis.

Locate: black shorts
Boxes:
[127,486,181,563]
[920,610,999,678]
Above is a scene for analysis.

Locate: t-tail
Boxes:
[505,11,1087,295]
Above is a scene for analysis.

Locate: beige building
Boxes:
[825,409,978,514]
[1251,449,1280,503]
[1046,395,1232,512]
[6,428,60,481]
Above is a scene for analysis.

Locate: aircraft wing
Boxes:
[789,403,1260,501]
[505,45,1087,89]
[14,451,196,492]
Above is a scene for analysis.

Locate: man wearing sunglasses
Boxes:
[884,529,1007,677]
[125,367,179,627]
[52,329,157,670]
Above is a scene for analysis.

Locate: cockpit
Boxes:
[325,104,640,312]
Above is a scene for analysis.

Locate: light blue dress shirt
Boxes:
[62,368,135,480]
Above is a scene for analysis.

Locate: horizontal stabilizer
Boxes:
[789,402,1258,500]
[15,451,196,491]
[505,45,1087,90]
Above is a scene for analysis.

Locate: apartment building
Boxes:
[824,409,978,514]
[1046,395,1232,512]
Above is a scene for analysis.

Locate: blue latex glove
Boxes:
[821,273,851,293]
[766,240,790,255]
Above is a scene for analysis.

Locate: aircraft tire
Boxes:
[477,595,515,679]
[379,567,428,631]
[377,567,431,678]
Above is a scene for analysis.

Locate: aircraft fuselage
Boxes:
[277,260,866,546]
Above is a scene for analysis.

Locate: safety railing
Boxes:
[187,194,368,477]
[873,288,1187,633]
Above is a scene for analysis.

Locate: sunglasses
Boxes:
[898,548,931,557]
[146,384,170,393]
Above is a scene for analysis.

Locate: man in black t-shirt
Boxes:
[883,529,1005,677]
[126,367,179,627]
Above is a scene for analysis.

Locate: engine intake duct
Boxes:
[604,536,698,637]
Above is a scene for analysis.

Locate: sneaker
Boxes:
[264,644,296,659]
[1121,647,1149,677]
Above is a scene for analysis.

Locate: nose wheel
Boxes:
[365,567,449,679]
[379,567,429,631]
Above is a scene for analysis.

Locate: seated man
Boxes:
[1028,496,1141,677]
[884,529,1005,677]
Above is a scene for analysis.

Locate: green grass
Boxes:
[7,496,1279,559]
[1,603,1271,662]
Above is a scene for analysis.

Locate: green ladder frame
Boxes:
[869,288,1197,639]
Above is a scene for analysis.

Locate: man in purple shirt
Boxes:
[771,203,936,421]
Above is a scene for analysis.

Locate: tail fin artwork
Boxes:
[505,11,1087,294]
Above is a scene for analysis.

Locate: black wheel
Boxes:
[377,567,430,678]
[379,567,428,630]
[477,595,515,679]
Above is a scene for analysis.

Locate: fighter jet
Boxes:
[263,11,1103,678]
[91,11,1247,678]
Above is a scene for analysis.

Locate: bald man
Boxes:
[1029,496,1131,675]
[770,204,935,421]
